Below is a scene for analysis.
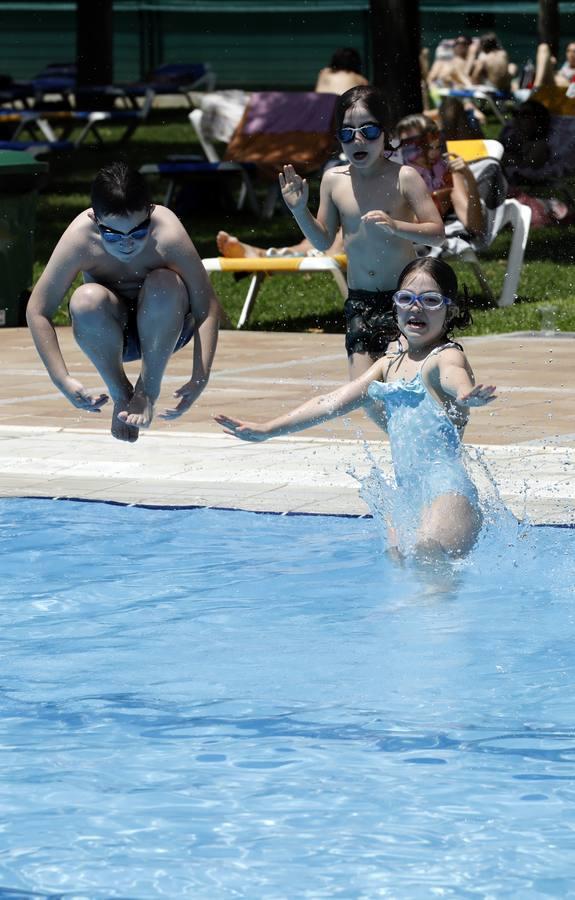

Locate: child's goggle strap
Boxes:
[337,123,383,143]
[393,290,453,310]
[96,211,152,243]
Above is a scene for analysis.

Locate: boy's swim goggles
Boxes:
[338,124,383,143]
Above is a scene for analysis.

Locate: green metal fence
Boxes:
[0,1,574,88]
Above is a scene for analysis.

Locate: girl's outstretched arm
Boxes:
[215,360,384,442]
[438,349,497,406]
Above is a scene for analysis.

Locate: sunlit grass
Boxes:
[31,110,575,334]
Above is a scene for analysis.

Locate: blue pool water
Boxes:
[1,497,575,898]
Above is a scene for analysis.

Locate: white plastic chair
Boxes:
[445,198,532,307]
[438,139,532,306]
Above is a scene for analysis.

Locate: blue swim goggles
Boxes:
[337,123,383,144]
[393,290,453,311]
[96,210,152,243]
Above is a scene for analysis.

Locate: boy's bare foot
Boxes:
[117,385,155,431]
[112,391,139,443]
[216,230,266,259]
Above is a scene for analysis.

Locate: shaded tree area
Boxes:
[538,0,560,56]
[76,0,114,108]
[370,0,422,129]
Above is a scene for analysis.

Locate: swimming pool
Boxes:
[1,497,574,898]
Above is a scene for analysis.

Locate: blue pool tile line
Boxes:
[3,494,573,528]
[7,494,372,520]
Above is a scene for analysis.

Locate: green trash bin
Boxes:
[0,150,49,327]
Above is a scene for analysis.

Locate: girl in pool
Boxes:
[215,258,496,560]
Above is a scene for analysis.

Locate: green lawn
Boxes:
[32,109,575,335]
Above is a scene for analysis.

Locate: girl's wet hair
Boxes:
[335,85,393,149]
[91,161,151,217]
[397,257,473,337]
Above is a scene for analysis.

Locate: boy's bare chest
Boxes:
[84,246,166,290]
[332,175,410,222]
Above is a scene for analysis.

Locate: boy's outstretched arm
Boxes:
[159,225,221,420]
[215,359,383,441]
[280,165,340,252]
[26,226,109,412]
[362,166,445,246]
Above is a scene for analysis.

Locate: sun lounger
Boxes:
[139,158,259,212]
[139,92,252,213]
[436,86,515,124]
[203,254,347,328]
[0,109,62,143]
[120,63,216,108]
[0,139,74,156]
[224,91,338,216]
[6,90,155,146]
[141,91,337,219]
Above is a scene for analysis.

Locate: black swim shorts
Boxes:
[344,289,400,358]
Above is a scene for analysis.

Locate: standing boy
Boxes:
[27,162,220,442]
[280,86,445,377]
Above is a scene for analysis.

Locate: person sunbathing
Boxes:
[216,230,345,259]
[467,32,513,92]
[314,47,369,95]
[428,34,474,90]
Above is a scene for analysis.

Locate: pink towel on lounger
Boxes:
[242,91,337,135]
[225,91,338,175]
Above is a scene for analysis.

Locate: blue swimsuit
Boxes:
[367,345,479,521]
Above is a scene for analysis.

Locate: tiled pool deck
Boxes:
[0,327,573,523]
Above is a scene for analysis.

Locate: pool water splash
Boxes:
[350,439,521,561]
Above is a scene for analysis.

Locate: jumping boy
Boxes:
[27,162,220,442]
[280,86,445,377]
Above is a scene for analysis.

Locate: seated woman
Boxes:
[466,32,513,92]
[395,113,486,239]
